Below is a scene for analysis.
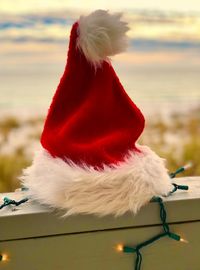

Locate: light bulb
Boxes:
[0,253,9,262]
[116,244,123,252]
[180,238,189,243]
[183,162,192,170]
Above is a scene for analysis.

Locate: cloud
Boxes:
[130,39,200,51]
[0,10,200,52]
[1,0,200,13]
[114,50,200,66]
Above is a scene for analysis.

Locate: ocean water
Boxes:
[0,62,199,120]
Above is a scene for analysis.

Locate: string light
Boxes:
[180,238,189,244]
[0,197,29,210]
[116,244,124,252]
[169,162,193,178]
[0,253,9,262]
[172,183,189,192]
[116,165,190,270]
[123,246,136,253]
[117,196,189,270]
[183,162,193,170]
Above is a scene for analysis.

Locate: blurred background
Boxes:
[0,0,200,192]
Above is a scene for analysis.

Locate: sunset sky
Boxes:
[1,1,200,63]
[1,0,200,13]
[0,0,200,116]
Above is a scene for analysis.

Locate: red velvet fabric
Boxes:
[41,22,145,168]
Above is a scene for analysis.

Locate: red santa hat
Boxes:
[21,10,172,216]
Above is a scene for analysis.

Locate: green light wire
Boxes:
[123,169,189,270]
[170,183,189,194]
[0,197,29,210]
[123,195,184,270]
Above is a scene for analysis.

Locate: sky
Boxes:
[1,0,200,13]
[1,5,199,67]
[0,0,199,70]
[1,0,200,46]
[0,0,200,116]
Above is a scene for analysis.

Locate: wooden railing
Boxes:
[0,177,200,269]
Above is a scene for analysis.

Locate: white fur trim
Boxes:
[77,10,129,68]
[20,145,173,217]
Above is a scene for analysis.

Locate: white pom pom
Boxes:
[77,10,129,67]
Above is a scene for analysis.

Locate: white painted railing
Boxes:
[0,177,200,269]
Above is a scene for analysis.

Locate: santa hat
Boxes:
[20,10,172,217]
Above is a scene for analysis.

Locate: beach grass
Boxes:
[0,107,199,192]
[0,152,30,192]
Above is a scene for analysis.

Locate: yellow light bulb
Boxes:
[1,253,9,262]
[180,238,189,244]
[116,244,123,252]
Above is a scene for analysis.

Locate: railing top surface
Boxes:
[0,177,200,241]
[1,177,200,216]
